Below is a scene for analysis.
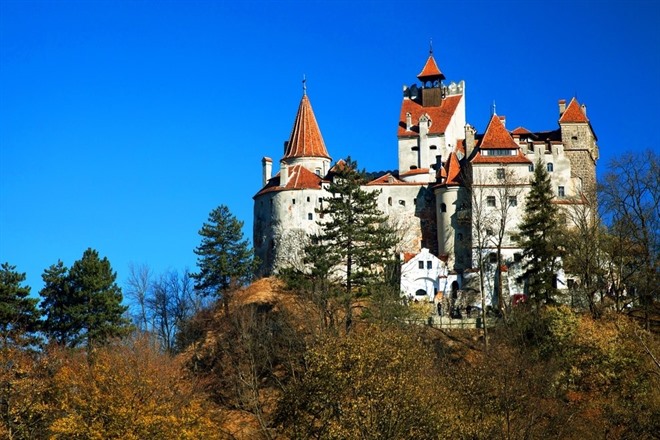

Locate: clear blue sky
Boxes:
[1,0,659,294]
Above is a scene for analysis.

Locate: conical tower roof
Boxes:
[282,94,330,160]
[417,53,445,83]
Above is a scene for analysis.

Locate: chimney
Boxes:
[405,112,412,131]
[558,99,566,115]
[464,124,476,159]
[262,157,272,186]
[279,161,288,187]
[498,115,506,128]
[581,103,587,117]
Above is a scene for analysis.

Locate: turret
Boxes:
[280,83,332,176]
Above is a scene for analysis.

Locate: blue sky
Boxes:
[1,0,659,294]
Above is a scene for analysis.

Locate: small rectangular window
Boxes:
[426,261,432,269]
[496,168,505,179]
[486,196,496,207]
[306,196,310,202]
[308,213,313,220]
[558,186,565,197]
[292,199,296,205]
[529,164,534,172]
[489,253,497,263]
[508,196,517,207]
[399,200,406,206]
[418,261,424,269]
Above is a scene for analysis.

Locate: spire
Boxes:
[417,44,446,83]
[302,74,307,96]
[282,92,330,160]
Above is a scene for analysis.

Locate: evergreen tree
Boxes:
[192,204,255,314]
[39,261,71,345]
[308,158,398,332]
[516,159,563,305]
[40,249,130,347]
[0,263,41,348]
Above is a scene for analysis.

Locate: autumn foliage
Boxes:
[2,279,659,439]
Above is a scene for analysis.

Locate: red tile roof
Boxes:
[455,139,466,156]
[329,158,348,173]
[511,126,532,135]
[559,97,589,123]
[283,95,331,160]
[444,152,462,185]
[366,173,407,185]
[480,114,519,149]
[254,164,324,197]
[399,168,430,177]
[417,54,445,82]
[398,94,462,137]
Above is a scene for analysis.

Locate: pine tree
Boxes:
[308,158,399,332]
[39,261,72,345]
[192,204,255,314]
[40,249,130,347]
[516,159,563,305]
[0,262,41,348]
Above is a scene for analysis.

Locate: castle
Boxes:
[253,50,598,308]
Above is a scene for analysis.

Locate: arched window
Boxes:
[547,162,554,172]
[415,289,427,296]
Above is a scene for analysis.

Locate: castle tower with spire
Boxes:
[253,87,331,275]
[254,48,598,306]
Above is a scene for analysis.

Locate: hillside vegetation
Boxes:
[4,277,658,439]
